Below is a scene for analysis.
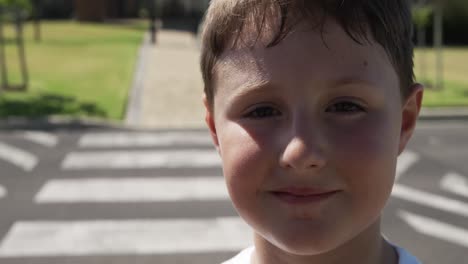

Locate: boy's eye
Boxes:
[326,101,366,113]
[244,106,281,119]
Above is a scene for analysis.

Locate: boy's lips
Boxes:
[270,187,341,204]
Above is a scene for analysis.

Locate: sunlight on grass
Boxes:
[1,21,145,119]
[414,47,468,107]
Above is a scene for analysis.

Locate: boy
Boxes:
[200,1,423,263]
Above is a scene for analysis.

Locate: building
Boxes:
[74,0,210,21]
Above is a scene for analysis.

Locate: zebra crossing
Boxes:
[0,129,251,263]
[0,127,467,263]
[389,147,468,254]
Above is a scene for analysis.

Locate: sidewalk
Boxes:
[126,29,206,129]
[125,29,468,129]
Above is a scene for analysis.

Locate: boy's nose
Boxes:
[279,131,326,171]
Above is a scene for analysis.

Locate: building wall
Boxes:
[75,0,210,21]
[156,0,209,17]
[74,0,107,21]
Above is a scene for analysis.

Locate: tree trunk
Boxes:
[10,7,28,91]
[33,0,41,42]
[0,7,8,91]
[434,1,444,90]
[417,26,428,87]
[148,0,157,44]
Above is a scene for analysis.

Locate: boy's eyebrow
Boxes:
[230,78,273,98]
[329,76,378,90]
[235,76,376,93]
[225,74,379,102]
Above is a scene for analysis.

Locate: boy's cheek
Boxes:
[328,116,400,170]
[219,124,274,179]
[221,146,269,217]
[330,119,398,189]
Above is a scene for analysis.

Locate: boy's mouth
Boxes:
[271,187,340,204]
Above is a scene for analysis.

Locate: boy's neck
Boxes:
[252,220,398,264]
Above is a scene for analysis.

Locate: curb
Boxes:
[124,33,151,127]
[0,116,208,132]
[418,107,468,121]
[0,116,133,131]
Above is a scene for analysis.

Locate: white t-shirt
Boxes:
[222,245,421,264]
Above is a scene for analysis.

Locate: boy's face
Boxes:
[204,18,422,255]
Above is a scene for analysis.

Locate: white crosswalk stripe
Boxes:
[399,210,468,248]
[396,151,420,180]
[440,172,468,199]
[35,176,228,203]
[79,131,212,148]
[0,184,7,199]
[61,149,221,170]
[0,217,252,257]
[392,184,468,218]
[0,141,38,171]
[20,131,58,148]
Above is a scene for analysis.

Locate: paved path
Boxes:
[126,30,206,129]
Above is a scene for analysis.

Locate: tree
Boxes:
[0,0,31,11]
[0,0,30,91]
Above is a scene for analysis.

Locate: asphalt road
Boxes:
[0,120,466,264]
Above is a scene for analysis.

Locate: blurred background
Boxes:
[0,1,467,264]
[0,0,209,124]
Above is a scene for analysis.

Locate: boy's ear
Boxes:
[203,95,220,152]
[398,84,424,155]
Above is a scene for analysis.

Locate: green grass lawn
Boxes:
[414,47,468,107]
[1,20,146,120]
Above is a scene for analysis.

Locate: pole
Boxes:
[433,0,443,90]
[33,0,41,42]
[0,6,8,91]
[416,0,428,86]
[148,0,156,44]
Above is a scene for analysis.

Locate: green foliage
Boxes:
[0,0,31,10]
[139,8,149,19]
[0,0,32,20]
[412,4,433,29]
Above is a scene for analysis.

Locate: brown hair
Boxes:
[200,0,415,108]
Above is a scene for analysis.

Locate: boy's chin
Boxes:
[258,231,349,257]
[256,218,383,259]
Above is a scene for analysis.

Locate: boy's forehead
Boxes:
[214,18,362,73]
[214,21,382,77]
[212,21,399,99]
[214,51,271,93]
